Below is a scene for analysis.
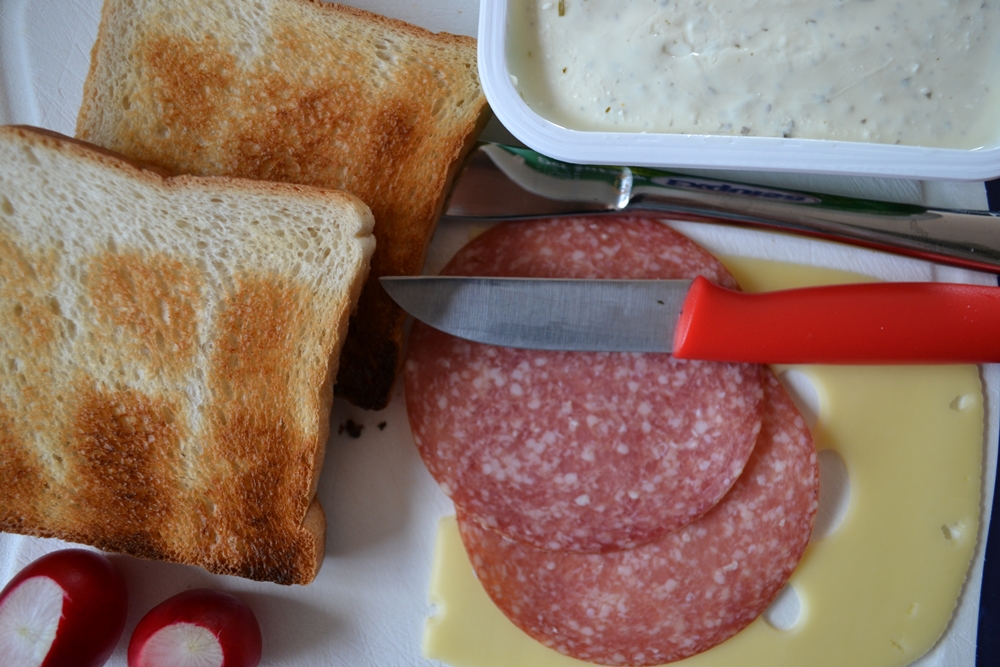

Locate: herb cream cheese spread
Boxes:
[507,0,1000,148]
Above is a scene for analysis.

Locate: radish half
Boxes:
[128,589,262,667]
[0,548,128,667]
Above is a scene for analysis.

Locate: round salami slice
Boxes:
[405,217,764,552]
[458,370,819,666]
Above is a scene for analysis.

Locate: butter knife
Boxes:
[444,144,1000,274]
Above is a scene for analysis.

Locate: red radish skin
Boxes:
[0,548,128,667]
[128,589,262,667]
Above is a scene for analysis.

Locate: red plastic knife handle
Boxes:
[673,276,1000,364]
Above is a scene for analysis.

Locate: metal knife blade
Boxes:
[444,144,1000,274]
[381,275,1000,363]
[383,276,688,353]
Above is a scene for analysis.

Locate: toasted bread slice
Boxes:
[76,0,490,410]
[0,125,375,584]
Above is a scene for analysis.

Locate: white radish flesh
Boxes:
[138,623,223,667]
[0,577,64,667]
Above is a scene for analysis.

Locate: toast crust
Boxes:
[77,0,491,409]
[0,125,375,584]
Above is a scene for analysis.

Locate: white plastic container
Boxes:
[479,0,1000,181]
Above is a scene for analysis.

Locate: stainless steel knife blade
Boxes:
[382,276,689,353]
[443,144,1000,273]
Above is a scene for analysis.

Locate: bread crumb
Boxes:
[339,419,364,438]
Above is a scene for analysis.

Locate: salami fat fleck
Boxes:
[405,217,764,552]
[458,370,819,666]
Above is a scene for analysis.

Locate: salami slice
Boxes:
[405,217,764,552]
[458,370,819,666]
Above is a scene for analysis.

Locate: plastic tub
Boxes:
[478,0,1000,181]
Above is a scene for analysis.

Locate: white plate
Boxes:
[0,2,996,667]
[479,0,1000,181]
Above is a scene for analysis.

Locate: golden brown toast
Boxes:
[0,125,375,584]
[76,0,490,410]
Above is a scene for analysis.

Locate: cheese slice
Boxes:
[423,258,983,667]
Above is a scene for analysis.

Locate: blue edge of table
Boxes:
[975,180,1000,665]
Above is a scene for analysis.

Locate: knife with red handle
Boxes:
[673,277,1000,363]
[381,275,1000,363]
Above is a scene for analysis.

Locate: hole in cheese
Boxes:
[949,395,973,411]
[812,449,850,541]
[763,584,802,631]
[941,522,965,543]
